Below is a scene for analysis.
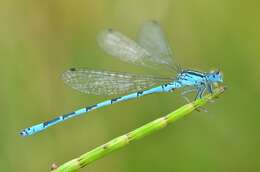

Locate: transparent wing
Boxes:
[138,20,178,71]
[97,22,179,71]
[62,68,172,95]
[97,28,153,68]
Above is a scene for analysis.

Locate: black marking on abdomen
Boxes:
[111,97,122,104]
[137,91,143,97]
[161,85,165,91]
[69,68,76,71]
[43,117,61,127]
[86,104,97,112]
[20,129,28,136]
[62,112,76,120]
[162,83,169,89]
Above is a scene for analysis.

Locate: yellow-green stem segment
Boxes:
[51,86,225,172]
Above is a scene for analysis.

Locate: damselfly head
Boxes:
[207,70,223,83]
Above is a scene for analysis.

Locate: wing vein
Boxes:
[62,68,172,95]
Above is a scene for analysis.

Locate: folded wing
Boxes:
[62,68,172,95]
[138,20,178,71]
[97,21,178,71]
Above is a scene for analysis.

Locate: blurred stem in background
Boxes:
[51,86,225,172]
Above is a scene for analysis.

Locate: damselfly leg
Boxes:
[181,88,197,103]
[195,86,208,112]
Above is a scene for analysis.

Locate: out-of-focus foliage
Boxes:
[0,0,259,171]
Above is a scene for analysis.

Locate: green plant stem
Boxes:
[51,87,225,172]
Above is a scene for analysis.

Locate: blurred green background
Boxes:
[1,0,259,171]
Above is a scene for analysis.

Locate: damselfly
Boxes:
[20,21,223,136]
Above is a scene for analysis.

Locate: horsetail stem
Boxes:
[51,86,225,172]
